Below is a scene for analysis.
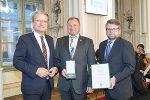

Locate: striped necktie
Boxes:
[70,36,75,59]
[40,36,48,68]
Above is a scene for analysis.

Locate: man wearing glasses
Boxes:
[98,19,135,100]
[13,11,57,100]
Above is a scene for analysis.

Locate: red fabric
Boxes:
[96,96,106,100]
[40,36,48,66]
[146,82,150,87]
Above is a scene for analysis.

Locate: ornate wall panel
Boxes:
[44,0,64,45]
[118,0,139,48]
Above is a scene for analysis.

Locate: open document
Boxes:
[91,63,110,89]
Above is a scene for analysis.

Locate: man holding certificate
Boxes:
[98,19,135,100]
[55,17,95,100]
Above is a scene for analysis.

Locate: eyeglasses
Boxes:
[106,28,119,32]
[34,19,48,24]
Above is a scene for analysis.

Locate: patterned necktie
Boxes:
[70,36,75,59]
[105,41,112,62]
[40,36,48,67]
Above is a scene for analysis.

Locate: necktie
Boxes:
[70,36,75,59]
[40,36,48,67]
[105,41,112,62]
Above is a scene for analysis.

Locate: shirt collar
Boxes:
[69,34,79,39]
[33,30,45,38]
[108,39,116,44]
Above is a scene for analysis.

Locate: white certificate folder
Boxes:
[91,63,110,89]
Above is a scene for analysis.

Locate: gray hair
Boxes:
[32,11,49,21]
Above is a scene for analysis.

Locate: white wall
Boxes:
[139,0,150,53]
[81,0,114,49]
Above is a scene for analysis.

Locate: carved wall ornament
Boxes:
[50,0,63,39]
[124,10,133,29]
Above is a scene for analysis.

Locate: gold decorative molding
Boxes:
[3,82,21,90]
[142,32,148,34]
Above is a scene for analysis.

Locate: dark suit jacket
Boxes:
[55,35,95,94]
[13,33,55,94]
[99,37,135,99]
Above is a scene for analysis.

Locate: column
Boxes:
[140,0,150,53]
[141,0,148,34]
[0,68,3,100]
[146,0,150,53]
[68,0,79,18]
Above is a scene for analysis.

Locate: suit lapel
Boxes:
[30,33,46,64]
[109,38,121,61]
[30,33,43,56]
[73,36,83,59]
[64,36,71,58]
[102,40,108,60]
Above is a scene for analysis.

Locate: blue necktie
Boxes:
[105,41,112,62]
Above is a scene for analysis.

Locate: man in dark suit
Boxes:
[55,17,95,100]
[13,11,57,100]
[98,19,135,100]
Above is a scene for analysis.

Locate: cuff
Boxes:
[113,76,116,82]
[36,68,39,75]
[53,67,58,73]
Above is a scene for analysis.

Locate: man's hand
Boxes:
[140,70,144,74]
[62,69,67,77]
[49,67,57,77]
[109,76,116,89]
[37,67,50,78]
[86,87,94,93]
